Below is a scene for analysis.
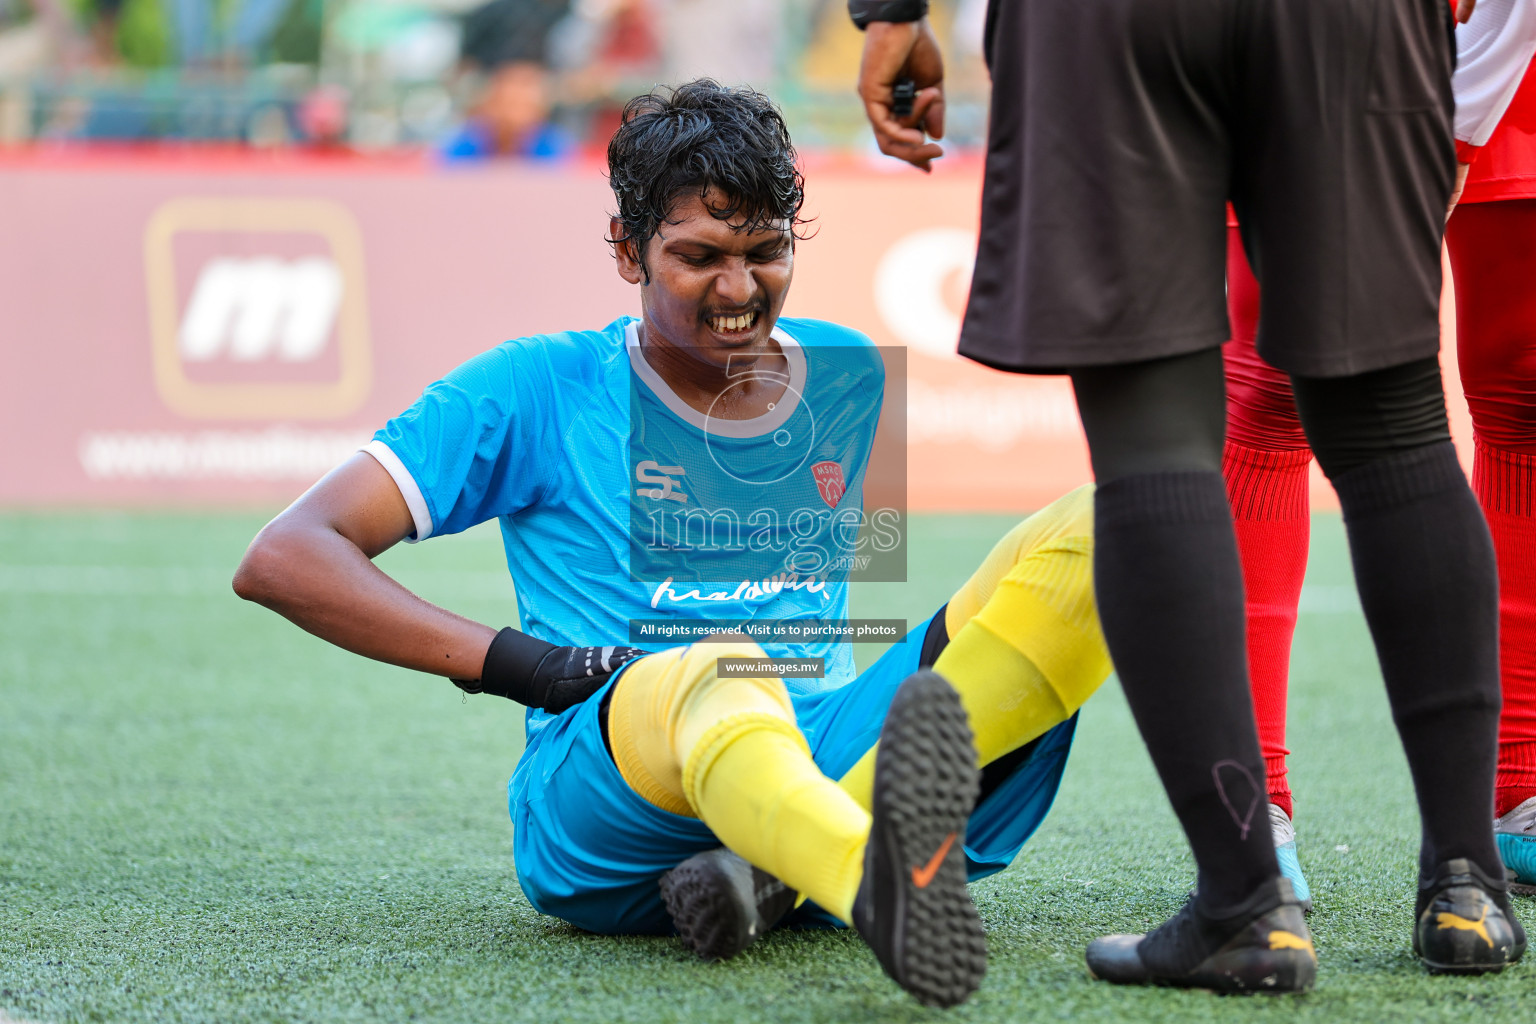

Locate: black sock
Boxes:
[1331,442,1503,881]
[1094,470,1279,911]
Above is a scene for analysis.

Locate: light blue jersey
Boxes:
[368,315,884,739]
[369,314,1078,936]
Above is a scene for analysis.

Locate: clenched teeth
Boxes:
[709,311,758,333]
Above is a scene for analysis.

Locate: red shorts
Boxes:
[1225,208,1536,454]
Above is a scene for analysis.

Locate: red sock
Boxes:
[1475,441,1536,819]
[1224,442,1311,820]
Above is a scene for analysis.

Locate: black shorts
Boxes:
[958,0,1457,378]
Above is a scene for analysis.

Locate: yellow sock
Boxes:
[687,720,868,923]
[608,639,870,923]
[838,485,1111,809]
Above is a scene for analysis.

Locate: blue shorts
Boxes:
[508,613,1078,935]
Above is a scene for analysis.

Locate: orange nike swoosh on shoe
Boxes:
[911,832,958,889]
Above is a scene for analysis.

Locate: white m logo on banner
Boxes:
[179,257,344,363]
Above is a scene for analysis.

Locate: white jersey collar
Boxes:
[625,319,807,439]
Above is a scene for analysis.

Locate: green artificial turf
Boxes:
[1,510,1532,1023]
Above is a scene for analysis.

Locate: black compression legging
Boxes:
[1070,347,1271,910]
[1069,347,1451,483]
[1070,346,1500,903]
[1289,357,1453,475]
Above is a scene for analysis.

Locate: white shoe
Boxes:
[1494,795,1536,897]
[1270,803,1313,912]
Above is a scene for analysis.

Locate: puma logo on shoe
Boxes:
[911,832,957,888]
[1267,930,1315,954]
[1435,908,1494,948]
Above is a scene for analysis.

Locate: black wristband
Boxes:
[452,628,648,713]
[848,0,929,30]
[455,627,556,706]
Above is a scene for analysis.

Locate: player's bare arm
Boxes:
[234,456,642,710]
[232,452,497,679]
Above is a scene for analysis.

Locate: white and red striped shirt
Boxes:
[1453,0,1536,156]
[1458,0,1536,200]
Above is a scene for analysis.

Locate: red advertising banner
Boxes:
[0,152,1471,511]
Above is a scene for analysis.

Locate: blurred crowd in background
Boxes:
[0,0,993,156]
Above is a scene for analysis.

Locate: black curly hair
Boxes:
[606,80,808,281]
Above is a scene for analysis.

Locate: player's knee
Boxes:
[1226,351,1308,452]
[1468,402,1536,452]
[1227,397,1310,451]
[1010,539,1099,634]
[949,487,1097,638]
[668,640,795,738]
[1049,484,1096,540]
[1010,488,1097,575]
[1460,322,1536,388]
[609,641,797,817]
[672,636,786,705]
[1463,359,1536,451]
[1004,484,1096,564]
[622,638,795,737]
[989,534,1109,713]
[660,636,761,695]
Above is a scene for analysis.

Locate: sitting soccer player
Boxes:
[232,81,1129,1008]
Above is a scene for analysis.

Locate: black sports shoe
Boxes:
[1086,877,1316,993]
[1413,857,1527,974]
[659,848,798,961]
[851,669,986,1008]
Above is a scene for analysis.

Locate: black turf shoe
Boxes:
[1413,857,1527,975]
[851,669,987,1008]
[1086,877,1316,993]
[658,848,798,961]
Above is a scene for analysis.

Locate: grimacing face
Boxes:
[614,187,795,373]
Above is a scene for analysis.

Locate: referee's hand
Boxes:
[858,19,946,172]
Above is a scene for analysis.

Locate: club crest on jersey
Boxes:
[811,460,846,509]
